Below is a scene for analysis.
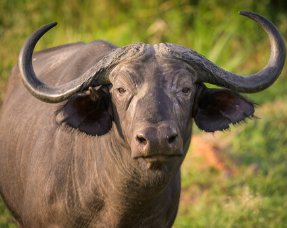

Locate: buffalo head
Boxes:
[18,11,285,173]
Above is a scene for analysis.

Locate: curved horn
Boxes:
[18,23,146,103]
[160,11,286,93]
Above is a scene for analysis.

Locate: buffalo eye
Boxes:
[118,88,126,94]
[181,88,190,94]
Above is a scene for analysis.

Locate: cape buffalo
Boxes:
[0,11,285,228]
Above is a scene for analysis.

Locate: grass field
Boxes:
[1,0,287,227]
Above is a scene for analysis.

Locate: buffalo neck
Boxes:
[88,124,182,226]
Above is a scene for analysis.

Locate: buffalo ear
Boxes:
[56,85,112,136]
[193,83,255,132]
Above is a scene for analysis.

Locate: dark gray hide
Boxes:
[0,12,285,228]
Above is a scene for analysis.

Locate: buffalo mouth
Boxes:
[140,154,182,170]
[143,154,181,163]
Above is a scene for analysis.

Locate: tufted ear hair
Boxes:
[56,85,112,136]
[192,83,255,132]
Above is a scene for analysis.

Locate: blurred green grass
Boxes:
[175,98,287,228]
[1,0,287,227]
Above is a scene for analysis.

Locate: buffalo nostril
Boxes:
[168,134,178,145]
[136,135,147,145]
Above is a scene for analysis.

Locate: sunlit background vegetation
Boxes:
[1,0,287,227]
